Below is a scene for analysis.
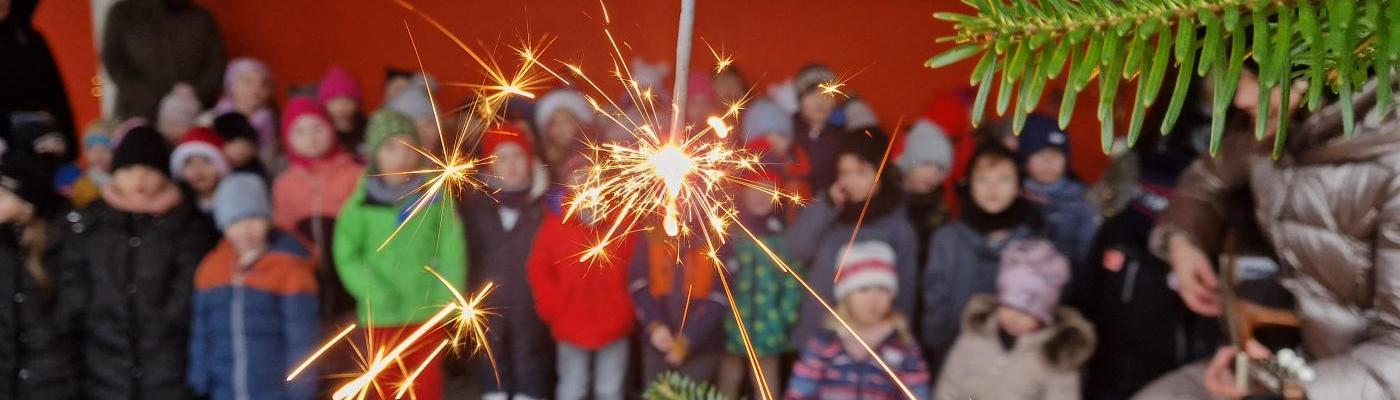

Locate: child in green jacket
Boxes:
[333,110,466,400]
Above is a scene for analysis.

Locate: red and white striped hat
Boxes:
[834,240,898,300]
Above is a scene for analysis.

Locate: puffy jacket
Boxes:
[526,212,637,350]
[934,294,1095,400]
[1152,82,1400,399]
[63,200,216,400]
[188,232,318,400]
[0,221,80,400]
[921,221,1036,373]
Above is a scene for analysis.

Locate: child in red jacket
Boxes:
[526,158,637,400]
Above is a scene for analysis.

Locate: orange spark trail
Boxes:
[833,123,901,283]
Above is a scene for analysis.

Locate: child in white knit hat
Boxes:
[934,239,1096,400]
[786,240,931,400]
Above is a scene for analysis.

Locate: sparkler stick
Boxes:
[669,0,697,141]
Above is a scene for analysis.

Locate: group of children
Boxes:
[2,55,1180,400]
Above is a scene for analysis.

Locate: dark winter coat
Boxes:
[920,220,1035,373]
[1023,178,1098,268]
[62,200,216,400]
[791,118,849,195]
[786,195,920,349]
[1075,197,1219,400]
[0,221,80,400]
[0,0,75,156]
[460,178,553,398]
[101,0,227,120]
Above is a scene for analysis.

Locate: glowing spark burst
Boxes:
[705,40,734,74]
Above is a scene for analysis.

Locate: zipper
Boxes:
[231,260,250,400]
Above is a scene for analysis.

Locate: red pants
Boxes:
[364,324,446,400]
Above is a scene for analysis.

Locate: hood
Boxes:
[961,294,1096,370]
[1293,79,1400,164]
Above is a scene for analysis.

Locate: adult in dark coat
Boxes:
[102,0,227,120]
[62,127,215,399]
[0,0,76,158]
[0,161,79,400]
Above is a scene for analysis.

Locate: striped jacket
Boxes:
[785,316,931,400]
[188,232,319,400]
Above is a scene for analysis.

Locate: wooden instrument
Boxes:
[1218,237,1314,400]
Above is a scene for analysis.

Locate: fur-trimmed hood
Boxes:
[961,294,1095,370]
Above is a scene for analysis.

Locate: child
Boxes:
[786,241,931,400]
[787,130,919,349]
[170,127,229,213]
[65,126,216,399]
[333,109,466,400]
[0,163,79,399]
[715,166,803,400]
[712,65,747,105]
[533,88,595,183]
[790,77,846,195]
[1018,114,1098,269]
[895,119,954,266]
[742,99,810,201]
[630,229,727,385]
[157,84,202,143]
[461,125,553,400]
[921,143,1043,373]
[212,113,269,181]
[273,97,363,322]
[527,156,636,400]
[384,72,441,152]
[56,120,117,208]
[317,66,367,155]
[188,174,319,400]
[934,239,1094,400]
[203,58,277,167]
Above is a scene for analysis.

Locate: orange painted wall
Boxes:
[33,0,100,136]
[42,0,1109,180]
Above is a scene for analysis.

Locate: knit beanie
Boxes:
[365,109,417,156]
[996,239,1070,324]
[793,64,836,98]
[212,173,272,231]
[385,72,438,120]
[534,88,595,131]
[896,119,954,171]
[224,57,271,91]
[212,113,259,144]
[112,126,171,174]
[318,66,363,106]
[482,124,534,164]
[742,98,793,142]
[1016,114,1070,161]
[170,127,230,177]
[833,240,899,300]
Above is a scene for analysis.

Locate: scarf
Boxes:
[961,193,1040,234]
[101,182,182,215]
[364,175,423,206]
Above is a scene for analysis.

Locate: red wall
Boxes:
[41,0,1109,180]
[33,0,99,136]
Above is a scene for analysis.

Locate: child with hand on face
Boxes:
[188,174,319,400]
[934,239,1094,400]
[785,241,931,400]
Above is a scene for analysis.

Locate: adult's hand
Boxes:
[1169,234,1221,317]
[1203,341,1273,400]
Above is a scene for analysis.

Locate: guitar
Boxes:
[1218,237,1315,399]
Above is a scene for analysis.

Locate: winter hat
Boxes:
[212,113,259,144]
[534,88,595,131]
[170,127,230,177]
[212,173,272,231]
[0,161,62,217]
[503,96,536,126]
[686,71,718,102]
[742,98,793,141]
[84,131,113,150]
[1016,114,1070,161]
[833,240,899,300]
[482,124,534,164]
[996,239,1070,324]
[317,66,363,106]
[895,119,954,171]
[793,64,837,97]
[157,85,202,128]
[112,126,172,174]
[224,57,271,91]
[83,120,118,148]
[840,99,880,131]
[365,109,417,156]
[282,96,333,135]
[385,72,438,120]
